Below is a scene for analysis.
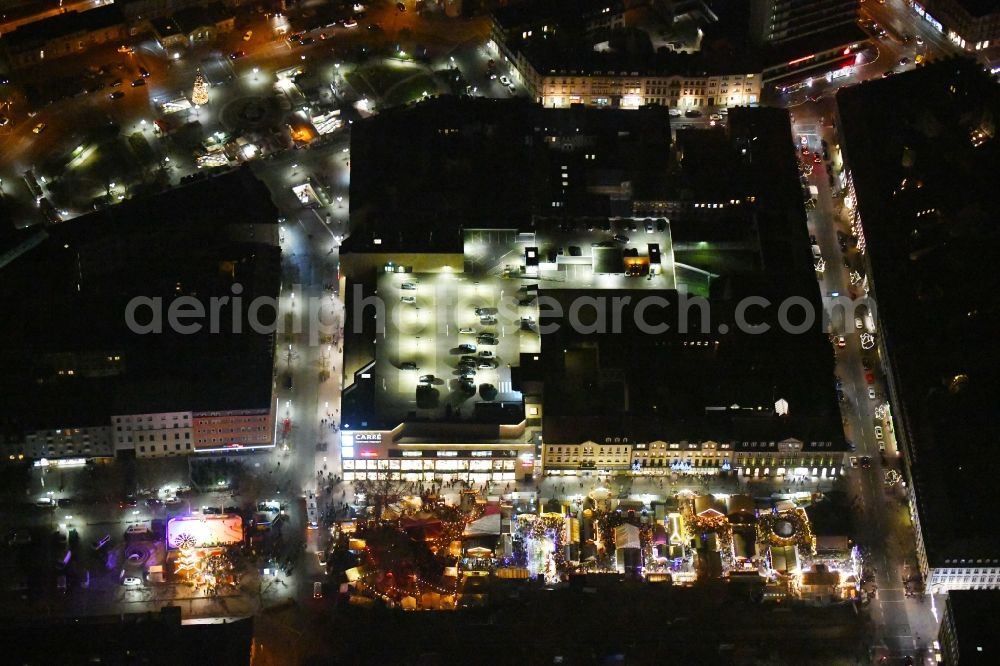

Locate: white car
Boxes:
[855,317,863,329]
[400,296,416,304]
[499,76,510,86]
[709,113,722,121]
[850,456,858,468]
[874,425,884,439]
[343,19,358,28]
[401,282,417,290]
[122,576,142,587]
[868,387,877,400]
[458,328,475,334]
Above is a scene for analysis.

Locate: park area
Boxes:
[345,60,445,109]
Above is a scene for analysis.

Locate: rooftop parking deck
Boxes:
[355,216,679,427]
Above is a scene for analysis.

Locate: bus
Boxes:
[23,170,43,202]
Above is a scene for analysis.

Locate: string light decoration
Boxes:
[172,547,235,595]
[174,547,200,575]
[192,72,209,106]
[757,508,816,557]
[685,511,736,572]
[514,514,566,582]
[174,533,197,550]
[341,491,483,608]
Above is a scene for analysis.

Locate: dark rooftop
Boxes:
[1,4,123,51]
[836,58,1000,566]
[536,285,843,449]
[945,591,1000,665]
[531,105,836,448]
[0,167,281,430]
[346,96,671,255]
[150,16,182,37]
[759,23,869,71]
[515,33,759,77]
[492,0,625,31]
[955,0,1000,18]
[343,103,832,444]
[0,606,252,665]
[173,1,231,33]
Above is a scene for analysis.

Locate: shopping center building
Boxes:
[340,97,846,484]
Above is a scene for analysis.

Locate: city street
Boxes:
[775,91,940,665]
[0,1,989,658]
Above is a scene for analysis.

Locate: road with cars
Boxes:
[768,10,952,650]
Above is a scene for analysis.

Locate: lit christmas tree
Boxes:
[192,73,209,106]
[175,547,200,576]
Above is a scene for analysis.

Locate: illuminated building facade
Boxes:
[543,438,844,481]
[16,425,114,461]
[913,0,999,50]
[192,408,275,453]
[491,40,762,110]
[489,1,761,110]
[528,70,761,110]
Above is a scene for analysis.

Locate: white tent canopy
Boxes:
[614,523,641,550]
[463,512,501,537]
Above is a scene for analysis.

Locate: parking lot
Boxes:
[378,271,537,415]
[370,217,682,420]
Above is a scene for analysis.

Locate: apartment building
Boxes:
[20,425,114,460]
[1,4,126,69]
[113,411,194,459]
[749,0,859,45]
[193,409,274,453]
